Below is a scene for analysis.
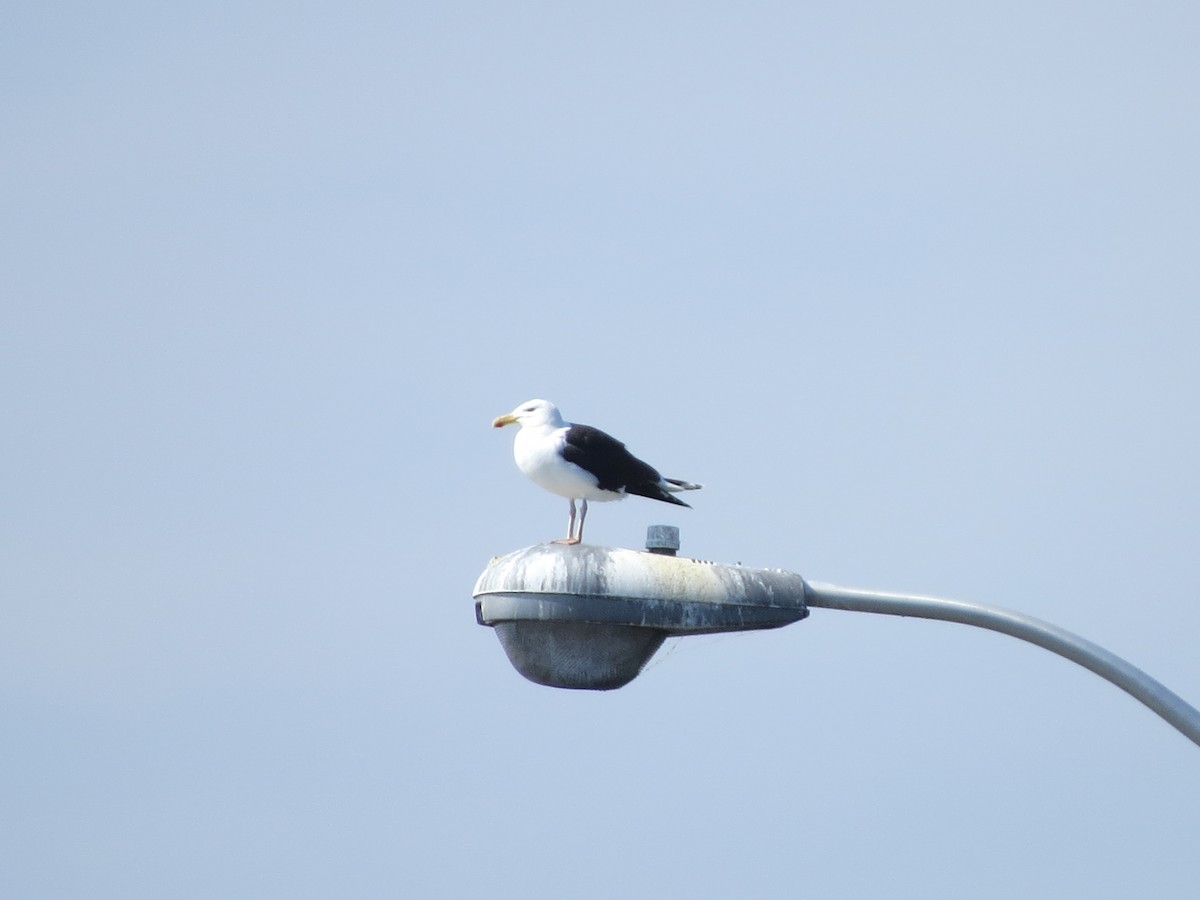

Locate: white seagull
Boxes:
[492,399,702,545]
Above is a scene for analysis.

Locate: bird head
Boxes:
[492,398,563,430]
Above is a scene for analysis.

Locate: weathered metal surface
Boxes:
[474,543,809,635]
[473,543,809,690]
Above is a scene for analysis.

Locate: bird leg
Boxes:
[553,498,582,545]
[576,499,588,543]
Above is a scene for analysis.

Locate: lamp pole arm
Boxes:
[803,582,1200,748]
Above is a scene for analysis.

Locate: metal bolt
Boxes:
[645,525,680,556]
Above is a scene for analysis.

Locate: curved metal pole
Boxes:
[804,582,1200,748]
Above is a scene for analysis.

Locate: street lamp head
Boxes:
[474,530,809,690]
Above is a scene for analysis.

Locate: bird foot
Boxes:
[552,537,582,545]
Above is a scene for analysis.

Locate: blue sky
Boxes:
[3,3,1199,897]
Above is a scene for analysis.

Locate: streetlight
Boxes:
[474,527,1200,748]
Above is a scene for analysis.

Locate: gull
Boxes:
[492,399,701,544]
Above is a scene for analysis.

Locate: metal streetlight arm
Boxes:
[804,581,1200,748]
[474,531,1200,747]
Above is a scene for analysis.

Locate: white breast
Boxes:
[513,425,620,501]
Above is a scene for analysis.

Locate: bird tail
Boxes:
[664,478,702,492]
[624,477,702,507]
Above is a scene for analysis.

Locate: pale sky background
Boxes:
[3,2,1199,897]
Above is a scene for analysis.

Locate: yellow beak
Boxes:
[492,413,519,428]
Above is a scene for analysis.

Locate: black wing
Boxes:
[561,424,690,507]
